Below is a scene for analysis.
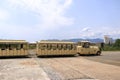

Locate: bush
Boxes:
[103,44,120,51]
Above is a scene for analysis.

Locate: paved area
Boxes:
[36,56,120,80]
[0,58,49,80]
[0,51,120,80]
[82,51,120,66]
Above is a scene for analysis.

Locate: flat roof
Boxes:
[37,40,75,44]
[0,40,27,43]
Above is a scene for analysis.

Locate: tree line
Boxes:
[102,39,120,51]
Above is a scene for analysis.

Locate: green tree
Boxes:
[114,39,120,47]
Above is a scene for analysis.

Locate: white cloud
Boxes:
[80,27,96,38]
[104,29,120,38]
[81,27,90,32]
[7,0,74,28]
[2,0,74,41]
[1,0,120,41]
[0,9,10,20]
[80,27,120,39]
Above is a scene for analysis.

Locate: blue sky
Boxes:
[0,0,120,42]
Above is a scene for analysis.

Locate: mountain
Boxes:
[62,38,104,43]
[44,38,104,43]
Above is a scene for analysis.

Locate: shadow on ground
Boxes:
[0,56,30,59]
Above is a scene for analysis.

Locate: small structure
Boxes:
[104,35,113,44]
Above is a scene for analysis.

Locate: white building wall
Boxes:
[104,35,113,44]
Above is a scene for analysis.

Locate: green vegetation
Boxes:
[102,39,120,51]
[29,44,36,49]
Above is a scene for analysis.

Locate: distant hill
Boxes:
[44,38,104,43]
[62,38,104,43]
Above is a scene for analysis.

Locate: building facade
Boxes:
[104,35,113,44]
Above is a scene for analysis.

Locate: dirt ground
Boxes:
[0,51,120,80]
